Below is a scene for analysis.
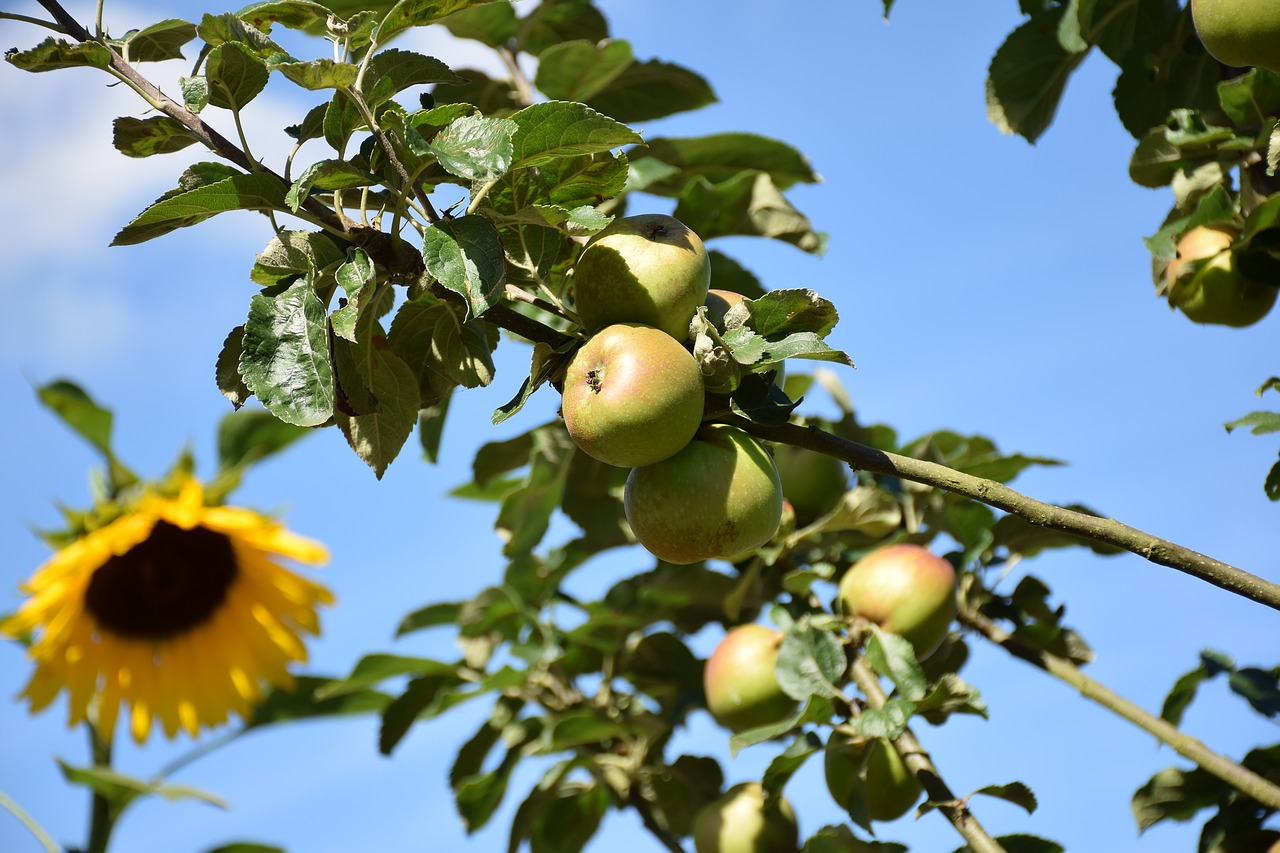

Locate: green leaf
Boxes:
[118,19,197,63]
[374,0,500,45]
[270,58,359,90]
[970,782,1038,815]
[244,675,391,730]
[708,251,767,298]
[515,0,607,56]
[761,733,822,806]
[333,333,421,478]
[471,430,535,487]
[204,844,285,853]
[1130,764,1226,833]
[6,37,111,72]
[1228,667,1280,718]
[205,42,269,111]
[985,5,1089,143]
[441,2,517,45]
[196,12,290,60]
[239,1,336,34]
[534,39,634,103]
[216,407,309,471]
[429,114,518,182]
[1225,411,1280,436]
[58,761,227,812]
[639,133,820,193]
[239,280,335,427]
[647,755,724,838]
[397,602,461,636]
[529,784,609,853]
[387,295,496,401]
[493,342,570,425]
[1218,68,1280,129]
[250,229,346,288]
[508,101,642,170]
[179,75,211,113]
[539,712,633,752]
[864,628,927,702]
[741,289,840,338]
[36,381,115,460]
[675,171,824,253]
[286,159,377,212]
[379,667,469,755]
[915,673,988,722]
[494,427,576,557]
[776,622,847,702]
[805,824,907,853]
[112,116,198,158]
[729,695,834,756]
[216,326,253,408]
[845,698,915,740]
[317,654,460,699]
[363,48,465,107]
[1161,657,1216,726]
[584,58,716,123]
[111,171,288,246]
[952,836,1063,853]
[721,327,853,369]
[423,216,507,320]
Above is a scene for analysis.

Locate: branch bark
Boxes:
[847,657,1007,853]
[722,417,1280,612]
[961,606,1280,812]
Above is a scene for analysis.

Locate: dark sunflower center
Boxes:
[84,521,238,639]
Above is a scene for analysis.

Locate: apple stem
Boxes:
[961,605,1280,811]
[847,657,1009,853]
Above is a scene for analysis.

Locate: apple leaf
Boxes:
[494,427,575,558]
[250,229,346,288]
[286,159,378,213]
[583,58,716,123]
[915,673,988,723]
[726,371,800,426]
[196,11,290,59]
[112,116,199,158]
[271,58,359,90]
[111,170,288,246]
[807,486,902,540]
[1225,411,1280,436]
[239,280,335,427]
[722,327,853,369]
[676,171,825,253]
[968,782,1038,815]
[114,19,197,63]
[804,825,907,853]
[429,114,518,182]
[58,761,227,812]
[238,1,335,34]
[845,698,915,741]
[316,654,461,700]
[205,42,269,111]
[776,622,846,702]
[760,732,822,808]
[417,389,453,464]
[534,39,634,103]
[374,0,501,47]
[6,37,112,72]
[423,215,507,320]
[493,340,574,426]
[216,326,252,408]
[508,101,642,171]
[387,296,496,400]
[985,5,1089,143]
[728,695,834,757]
[863,628,927,703]
[951,835,1063,853]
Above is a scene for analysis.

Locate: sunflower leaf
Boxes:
[57,761,228,811]
[36,380,139,492]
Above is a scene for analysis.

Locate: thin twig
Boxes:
[847,658,1007,853]
[723,417,1280,612]
[341,86,439,223]
[627,790,687,853]
[0,11,66,32]
[961,606,1280,811]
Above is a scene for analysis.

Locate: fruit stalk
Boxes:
[960,605,1280,811]
[847,656,1008,853]
[724,416,1280,612]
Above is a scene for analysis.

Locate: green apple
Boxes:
[1167,226,1277,328]
[1191,0,1280,72]
[837,544,957,659]
[624,424,783,564]
[771,443,849,526]
[824,735,922,823]
[703,624,797,732]
[692,783,800,853]
[561,323,705,468]
[704,288,746,330]
[573,214,711,341]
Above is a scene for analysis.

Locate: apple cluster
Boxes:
[562,214,785,564]
[694,545,959,848]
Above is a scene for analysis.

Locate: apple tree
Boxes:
[1,2,1278,853]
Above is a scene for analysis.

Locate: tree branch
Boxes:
[723,417,1280,612]
[847,657,1007,853]
[960,605,1280,812]
[627,790,687,853]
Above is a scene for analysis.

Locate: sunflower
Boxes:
[2,475,333,743]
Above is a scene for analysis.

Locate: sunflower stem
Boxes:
[153,728,240,781]
[85,726,116,853]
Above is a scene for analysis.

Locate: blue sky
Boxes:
[1,2,1277,852]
